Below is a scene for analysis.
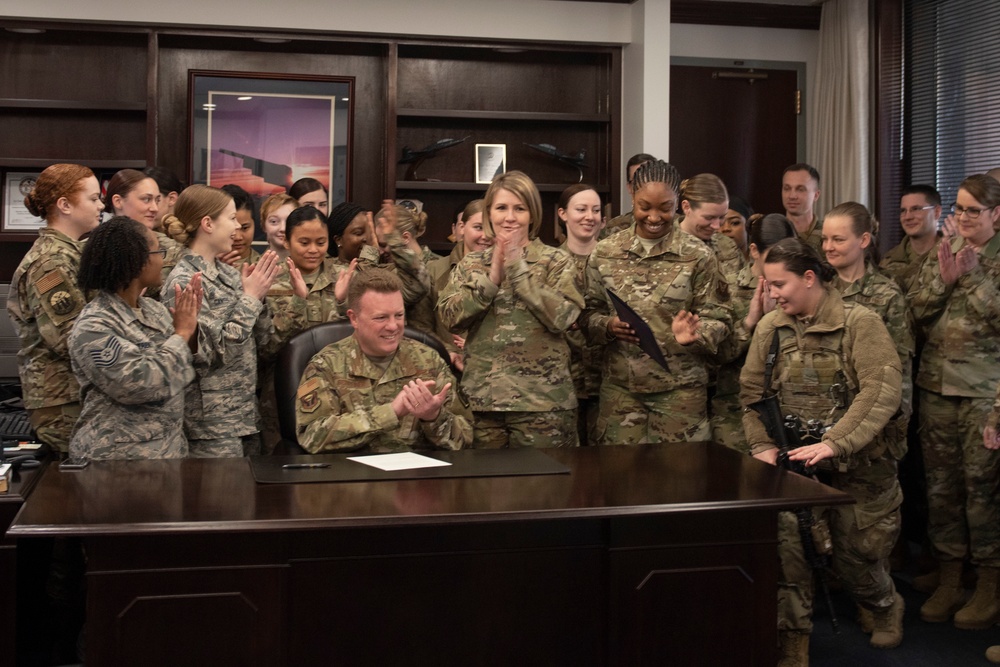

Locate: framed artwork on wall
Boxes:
[475,144,506,184]
[2,171,44,233]
[188,71,354,205]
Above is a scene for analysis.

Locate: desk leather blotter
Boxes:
[250,447,570,484]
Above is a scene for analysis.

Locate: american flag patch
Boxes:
[90,337,123,368]
[35,271,65,294]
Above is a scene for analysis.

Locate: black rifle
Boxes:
[749,333,840,634]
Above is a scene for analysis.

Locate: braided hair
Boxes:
[631,160,682,197]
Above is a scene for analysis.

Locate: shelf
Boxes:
[396,181,609,193]
[1,159,147,169]
[0,98,146,112]
[397,109,609,123]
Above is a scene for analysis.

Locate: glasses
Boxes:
[899,205,936,216]
[148,248,167,258]
[951,203,996,220]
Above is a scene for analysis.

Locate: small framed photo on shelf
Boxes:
[475,144,506,184]
[2,171,45,233]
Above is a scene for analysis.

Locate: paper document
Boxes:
[347,452,452,472]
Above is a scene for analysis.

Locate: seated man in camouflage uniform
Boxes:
[295,270,472,453]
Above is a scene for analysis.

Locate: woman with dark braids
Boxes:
[68,216,202,460]
[9,164,103,455]
[740,238,904,660]
[580,159,732,445]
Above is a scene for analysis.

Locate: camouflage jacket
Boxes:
[427,244,464,353]
[559,242,602,399]
[264,258,344,356]
[580,224,733,394]
[162,252,273,440]
[296,336,472,453]
[233,247,262,271]
[68,291,194,460]
[880,234,939,295]
[910,231,1000,397]
[797,215,824,254]
[714,262,760,398]
[740,289,902,460]
[604,211,635,238]
[354,231,431,307]
[9,227,88,408]
[673,217,746,282]
[404,246,443,340]
[833,264,914,418]
[437,238,583,411]
[740,289,903,527]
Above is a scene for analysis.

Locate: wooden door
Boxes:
[669,64,799,216]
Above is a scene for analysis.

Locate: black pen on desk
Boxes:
[282,463,331,470]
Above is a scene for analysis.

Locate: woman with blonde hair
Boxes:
[162,184,282,457]
[676,173,745,280]
[260,192,297,262]
[9,163,103,454]
[439,171,583,448]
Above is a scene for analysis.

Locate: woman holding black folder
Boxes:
[579,159,732,445]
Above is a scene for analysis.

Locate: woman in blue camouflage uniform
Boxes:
[69,216,201,460]
[163,185,281,457]
[9,164,104,455]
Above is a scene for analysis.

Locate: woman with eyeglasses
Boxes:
[69,216,202,459]
[908,174,1000,630]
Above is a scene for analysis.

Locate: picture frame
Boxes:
[2,170,45,233]
[475,144,506,184]
[188,71,354,203]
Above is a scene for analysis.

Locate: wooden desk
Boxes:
[9,443,850,667]
[0,463,44,667]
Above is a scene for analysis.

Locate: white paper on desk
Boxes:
[346,452,452,472]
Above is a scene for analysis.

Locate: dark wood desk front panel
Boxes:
[0,464,43,667]
[10,443,851,667]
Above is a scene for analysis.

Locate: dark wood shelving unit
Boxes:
[0,21,621,269]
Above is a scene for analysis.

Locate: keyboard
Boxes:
[0,411,34,440]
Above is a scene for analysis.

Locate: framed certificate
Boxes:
[475,144,506,184]
[2,171,44,232]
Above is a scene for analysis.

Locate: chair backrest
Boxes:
[273,322,454,446]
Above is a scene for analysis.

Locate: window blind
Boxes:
[905,0,1000,201]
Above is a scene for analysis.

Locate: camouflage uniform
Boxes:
[797,215,824,254]
[428,245,464,355]
[68,291,195,460]
[8,228,88,453]
[603,211,635,238]
[710,263,758,452]
[834,264,914,458]
[355,232,431,308]
[296,336,471,453]
[560,243,603,444]
[880,233,941,295]
[673,217,746,282]
[233,247,262,271]
[910,231,1000,567]
[162,251,273,458]
[437,238,583,448]
[580,224,732,445]
[259,258,345,452]
[740,288,903,633]
[404,246,445,342]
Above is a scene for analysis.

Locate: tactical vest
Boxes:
[771,302,899,468]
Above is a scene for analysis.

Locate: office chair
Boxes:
[273,322,454,452]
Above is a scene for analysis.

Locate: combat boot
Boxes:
[856,604,874,634]
[954,566,1000,629]
[920,560,965,622]
[869,592,904,649]
[986,645,1000,664]
[777,631,808,667]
